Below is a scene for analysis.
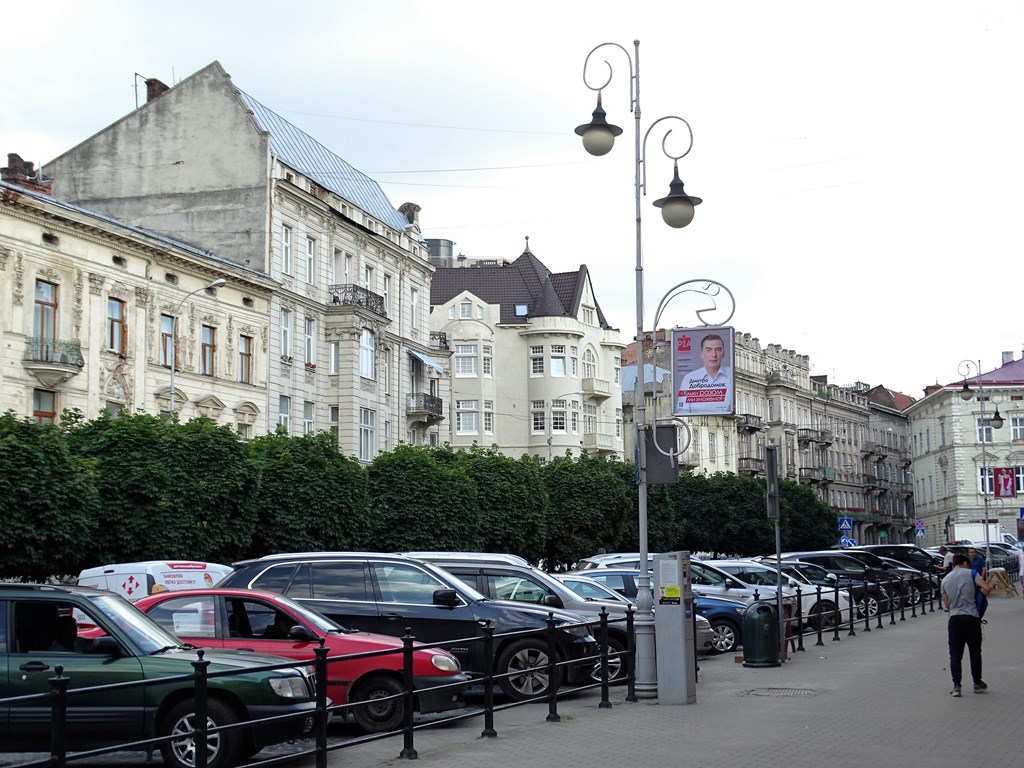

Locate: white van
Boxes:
[76,561,233,601]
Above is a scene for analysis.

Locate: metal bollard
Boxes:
[49,664,69,768]
[898,574,907,621]
[847,583,857,637]
[400,629,418,759]
[863,579,872,632]
[625,606,637,703]
[191,649,210,768]
[794,586,804,652]
[481,621,497,738]
[599,608,612,709]
[314,640,329,768]
[814,585,825,646]
[546,613,560,723]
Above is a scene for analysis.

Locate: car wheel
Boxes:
[350,674,405,733]
[496,639,559,701]
[807,600,838,631]
[857,594,880,619]
[709,619,739,654]
[589,635,626,684]
[907,584,922,605]
[160,698,240,768]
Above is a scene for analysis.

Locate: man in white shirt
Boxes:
[676,333,732,413]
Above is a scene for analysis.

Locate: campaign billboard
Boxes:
[671,326,735,416]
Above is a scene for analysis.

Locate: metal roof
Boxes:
[235,89,412,236]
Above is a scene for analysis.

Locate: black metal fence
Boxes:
[0,610,633,768]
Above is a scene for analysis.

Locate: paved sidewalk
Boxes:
[319,595,1024,768]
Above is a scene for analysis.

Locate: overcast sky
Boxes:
[4,1,1022,399]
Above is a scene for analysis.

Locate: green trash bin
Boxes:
[742,600,781,668]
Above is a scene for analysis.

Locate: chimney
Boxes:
[1,153,52,195]
[923,384,943,397]
[1001,350,1014,366]
[146,77,170,102]
[398,202,421,226]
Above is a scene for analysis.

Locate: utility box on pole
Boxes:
[653,551,697,704]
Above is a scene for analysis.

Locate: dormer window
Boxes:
[514,304,528,317]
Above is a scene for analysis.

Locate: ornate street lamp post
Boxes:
[576,39,701,698]
[958,359,1004,566]
[168,278,227,416]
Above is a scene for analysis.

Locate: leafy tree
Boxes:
[367,444,479,550]
[779,479,837,551]
[246,431,369,555]
[0,412,99,579]
[446,446,548,563]
[65,412,258,563]
[542,453,631,570]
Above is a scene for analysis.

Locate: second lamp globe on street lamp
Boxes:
[576,39,701,699]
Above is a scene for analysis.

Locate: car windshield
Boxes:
[561,577,631,603]
[88,593,185,654]
[785,562,832,582]
[419,560,487,601]
[271,593,344,633]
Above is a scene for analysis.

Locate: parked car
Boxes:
[0,583,318,768]
[769,559,884,621]
[574,553,655,571]
[134,587,469,733]
[413,553,715,667]
[852,543,944,575]
[839,549,929,604]
[553,573,635,605]
[219,552,598,702]
[77,560,233,601]
[706,559,851,631]
[778,552,891,617]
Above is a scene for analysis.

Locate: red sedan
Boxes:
[134,588,468,733]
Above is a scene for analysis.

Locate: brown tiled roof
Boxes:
[862,384,918,412]
[429,244,613,328]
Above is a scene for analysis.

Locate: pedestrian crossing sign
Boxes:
[838,516,854,532]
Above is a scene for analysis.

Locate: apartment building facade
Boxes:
[428,240,625,461]
[44,62,448,459]
[622,329,917,544]
[1,157,273,430]
[906,352,1024,547]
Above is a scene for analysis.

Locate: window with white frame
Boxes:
[280,308,292,358]
[978,466,993,495]
[384,420,391,452]
[410,288,419,331]
[106,297,126,354]
[329,405,339,443]
[383,274,392,314]
[531,400,546,433]
[460,299,472,319]
[582,306,595,325]
[455,344,478,376]
[484,400,494,434]
[160,313,175,368]
[551,399,567,433]
[303,401,315,434]
[615,407,622,438]
[448,306,456,319]
[306,236,316,283]
[381,349,390,394]
[708,431,717,460]
[282,225,292,274]
[482,345,492,377]
[236,423,251,441]
[614,356,621,384]
[304,317,315,365]
[530,345,544,376]
[329,341,339,374]
[570,346,578,377]
[1013,416,1024,441]
[583,404,597,433]
[724,435,730,466]
[1015,466,1024,493]
[359,408,376,461]
[238,334,253,384]
[278,395,291,430]
[976,417,995,443]
[550,344,566,377]
[359,328,375,379]
[456,400,479,434]
[363,264,374,291]
[476,305,484,319]
[582,348,596,379]
[201,325,216,376]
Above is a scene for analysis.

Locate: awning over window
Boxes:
[407,349,445,374]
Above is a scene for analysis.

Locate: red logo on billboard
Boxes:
[993,467,1017,498]
[677,335,691,352]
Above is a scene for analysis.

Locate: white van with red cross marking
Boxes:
[77,561,233,601]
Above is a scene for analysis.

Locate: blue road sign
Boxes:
[840,535,857,547]
[915,518,925,529]
[915,528,926,539]
[838,517,854,532]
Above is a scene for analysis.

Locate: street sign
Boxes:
[915,529,925,539]
[915,518,925,530]
[840,535,857,547]
[838,517,854,532]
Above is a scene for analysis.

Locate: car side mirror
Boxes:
[288,625,318,642]
[88,636,122,657]
[826,573,838,582]
[432,589,460,608]
[541,594,563,609]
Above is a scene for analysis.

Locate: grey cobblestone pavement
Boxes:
[5,595,1021,767]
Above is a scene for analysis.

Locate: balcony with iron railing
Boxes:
[819,466,836,484]
[327,284,387,317]
[406,392,444,422]
[22,337,85,386]
[737,456,765,476]
[736,414,764,433]
[798,467,822,484]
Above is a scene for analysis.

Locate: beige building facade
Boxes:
[1,159,273,430]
